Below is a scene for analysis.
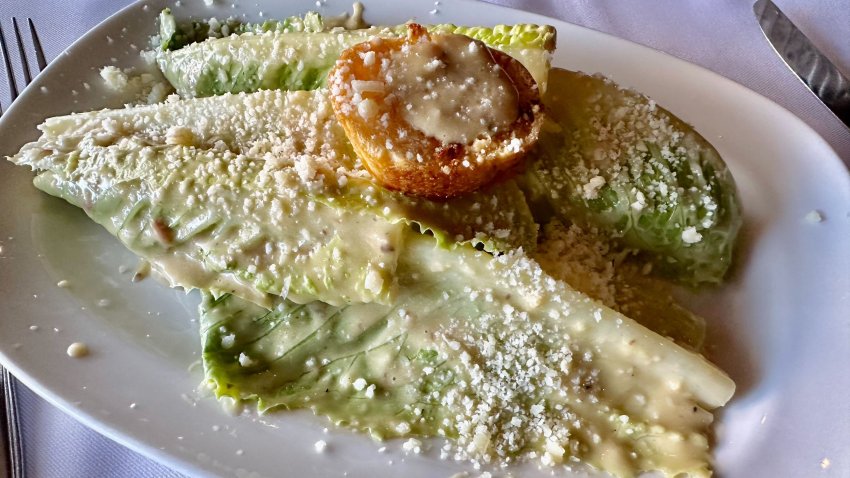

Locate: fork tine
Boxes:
[11,19,31,85]
[0,23,17,101]
[1,368,22,478]
[28,19,46,72]
[0,368,9,476]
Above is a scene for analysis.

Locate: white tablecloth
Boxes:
[0,0,848,476]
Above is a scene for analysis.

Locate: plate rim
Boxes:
[1,0,849,477]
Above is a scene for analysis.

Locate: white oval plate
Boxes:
[1,0,849,477]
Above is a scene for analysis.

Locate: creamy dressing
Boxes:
[387,33,518,144]
[324,2,368,30]
[66,342,89,358]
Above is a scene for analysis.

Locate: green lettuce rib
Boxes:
[201,233,734,478]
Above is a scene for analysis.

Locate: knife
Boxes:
[753,0,850,129]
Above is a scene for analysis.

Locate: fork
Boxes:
[0,368,23,478]
[1,18,46,114]
[0,17,48,478]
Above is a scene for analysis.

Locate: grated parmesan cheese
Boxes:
[581,175,606,199]
[804,209,824,223]
[681,226,703,244]
[99,66,128,90]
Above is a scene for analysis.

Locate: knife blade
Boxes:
[753,0,850,129]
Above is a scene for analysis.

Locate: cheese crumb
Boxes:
[99,66,128,90]
[630,190,646,211]
[166,126,195,146]
[395,422,411,434]
[352,378,367,391]
[357,98,379,119]
[804,209,824,223]
[681,226,702,244]
[364,268,384,294]
[221,333,236,349]
[582,176,606,199]
[402,438,422,454]
[238,352,255,367]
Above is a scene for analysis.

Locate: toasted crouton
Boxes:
[328,24,544,199]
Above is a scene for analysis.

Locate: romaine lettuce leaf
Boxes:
[157,21,555,98]
[523,69,742,285]
[201,233,734,478]
[22,88,536,253]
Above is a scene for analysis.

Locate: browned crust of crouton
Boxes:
[328,24,544,199]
